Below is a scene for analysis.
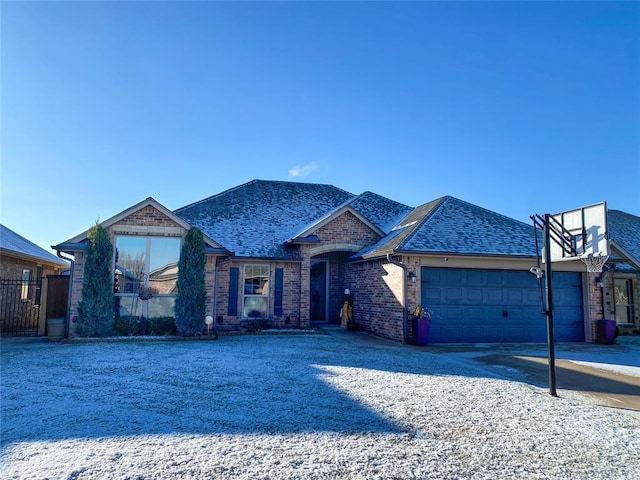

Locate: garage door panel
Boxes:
[446,288,463,303]
[421,267,583,343]
[485,289,504,303]
[424,288,443,304]
[466,288,483,303]
[467,270,484,285]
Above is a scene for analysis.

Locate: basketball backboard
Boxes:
[549,202,608,262]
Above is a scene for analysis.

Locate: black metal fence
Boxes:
[0,279,42,336]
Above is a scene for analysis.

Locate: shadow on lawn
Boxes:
[3,332,638,447]
[1,335,424,446]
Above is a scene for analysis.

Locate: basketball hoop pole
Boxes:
[543,214,558,397]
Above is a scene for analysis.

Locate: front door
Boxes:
[310,261,327,322]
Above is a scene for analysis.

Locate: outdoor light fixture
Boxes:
[408,271,416,282]
[205,315,213,335]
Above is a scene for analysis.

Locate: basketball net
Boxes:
[580,253,609,273]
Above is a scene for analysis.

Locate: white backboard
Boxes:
[549,202,608,262]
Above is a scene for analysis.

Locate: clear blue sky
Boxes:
[2,1,639,253]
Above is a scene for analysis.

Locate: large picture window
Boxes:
[242,264,269,318]
[114,236,181,319]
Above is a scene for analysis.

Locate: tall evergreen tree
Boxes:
[175,227,207,336]
[77,223,115,337]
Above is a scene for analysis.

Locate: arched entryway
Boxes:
[308,249,357,324]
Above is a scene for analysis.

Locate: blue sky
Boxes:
[2,1,638,252]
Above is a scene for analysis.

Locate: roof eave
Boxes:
[609,240,640,270]
[0,247,69,267]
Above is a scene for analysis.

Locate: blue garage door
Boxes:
[421,267,584,343]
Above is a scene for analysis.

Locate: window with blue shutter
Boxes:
[228,267,239,316]
[274,268,284,316]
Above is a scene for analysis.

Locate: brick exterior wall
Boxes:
[66,205,213,336]
[214,259,302,331]
[113,206,183,230]
[586,272,604,342]
[0,255,64,279]
[345,259,406,343]
[315,211,381,246]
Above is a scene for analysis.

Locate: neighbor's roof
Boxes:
[607,209,640,270]
[174,180,410,258]
[0,224,68,267]
[358,196,537,259]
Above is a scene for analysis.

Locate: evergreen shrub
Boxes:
[174,228,207,336]
[77,223,115,337]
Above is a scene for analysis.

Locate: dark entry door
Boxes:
[310,261,327,321]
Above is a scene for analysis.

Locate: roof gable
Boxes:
[289,204,385,241]
[58,198,226,252]
[1,224,68,267]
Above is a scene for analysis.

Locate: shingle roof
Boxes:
[359,196,537,258]
[608,209,640,270]
[1,224,68,266]
[174,180,357,257]
[347,191,412,234]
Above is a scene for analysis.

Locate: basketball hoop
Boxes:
[580,253,609,273]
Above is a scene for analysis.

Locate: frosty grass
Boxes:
[1,333,638,479]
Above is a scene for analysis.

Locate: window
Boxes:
[242,264,269,318]
[114,236,181,319]
[21,269,31,301]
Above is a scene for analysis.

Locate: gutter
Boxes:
[56,250,75,339]
[386,253,409,343]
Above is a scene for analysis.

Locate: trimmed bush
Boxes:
[77,223,114,337]
[113,316,139,336]
[148,316,176,336]
[174,228,207,336]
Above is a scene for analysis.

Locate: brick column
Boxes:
[587,271,604,342]
[299,246,311,328]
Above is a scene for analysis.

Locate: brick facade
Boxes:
[345,259,406,343]
[586,272,604,342]
[315,211,381,246]
[214,259,302,331]
[60,198,636,343]
[0,255,64,280]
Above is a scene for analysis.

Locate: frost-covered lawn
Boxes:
[1,333,639,479]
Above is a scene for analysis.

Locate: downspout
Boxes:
[387,253,409,343]
[57,250,75,339]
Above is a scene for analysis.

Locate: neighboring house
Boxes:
[53,180,639,343]
[1,224,69,335]
[604,210,640,333]
[1,224,68,280]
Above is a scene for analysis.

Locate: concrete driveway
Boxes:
[426,336,640,412]
[323,326,640,413]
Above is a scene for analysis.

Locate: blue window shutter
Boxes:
[228,267,239,316]
[274,268,284,316]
